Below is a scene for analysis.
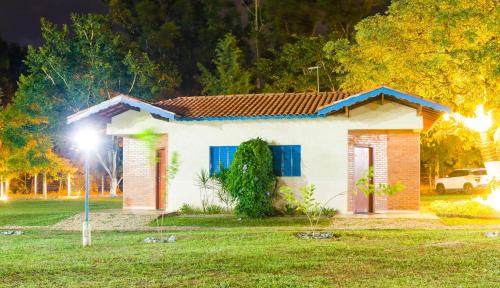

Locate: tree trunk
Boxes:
[34,174,38,195]
[5,178,9,198]
[43,173,47,198]
[0,176,4,198]
[101,175,104,195]
[67,174,71,196]
[110,177,118,197]
[96,136,120,198]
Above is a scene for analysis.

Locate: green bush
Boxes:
[179,203,228,215]
[179,203,203,214]
[205,204,226,214]
[429,200,497,218]
[226,138,276,218]
[320,207,337,217]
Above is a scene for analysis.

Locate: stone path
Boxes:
[50,209,166,231]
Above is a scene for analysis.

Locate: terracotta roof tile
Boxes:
[155,92,352,119]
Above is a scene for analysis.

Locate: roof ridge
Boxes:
[156,91,352,104]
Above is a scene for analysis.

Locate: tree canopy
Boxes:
[337,0,499,114]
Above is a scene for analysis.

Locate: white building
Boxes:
[68,86,449,213]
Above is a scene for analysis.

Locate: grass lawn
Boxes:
[1,228,499,287]
[0,198,122,226]
[421,193,500,226]
[152,215,331,227]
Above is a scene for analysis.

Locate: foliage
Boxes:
[279,184,338,232]
[226,138,275,218]
[108,0,242,94]
[258,36,348,92]
[168,152,180,181]
[196,169,212,212]
[197,34,253,95]
[0,36,25,106]
[355,167,405,196]
[211,165,234,212]
[178,203,226,215]
[430,200,497,218]
[337,0,499,114]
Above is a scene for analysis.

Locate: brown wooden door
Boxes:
[354,147,374,213]
[156,148,167,210]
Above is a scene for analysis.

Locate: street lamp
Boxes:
[73,127,99,247]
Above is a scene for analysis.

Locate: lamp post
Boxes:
[74,128,99,247]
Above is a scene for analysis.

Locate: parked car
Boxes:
[435,168,490,194]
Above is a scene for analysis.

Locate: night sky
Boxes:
[0,0,107,46]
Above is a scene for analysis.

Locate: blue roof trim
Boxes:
[176,114,322,122]
[67,95,176,124]
[317,86,450,116]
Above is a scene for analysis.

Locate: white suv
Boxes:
[435,168,490,194]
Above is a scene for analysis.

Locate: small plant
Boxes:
[196,169,212,212]
[211,165,234,212]
[205,204,226,214]
[320,207,337,217]
[179,203,203,214]
[168,152,180,181]
[280,184,341,234]
[355,167,405,196]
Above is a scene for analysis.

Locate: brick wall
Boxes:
[348,131,420,212]
[122,137,157,209]
[387,132,420,210]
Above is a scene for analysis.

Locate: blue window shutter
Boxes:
[283,146,292,176]
[291,145,301,176]
[210,146,238,175]
[271,146,282,176]
[209,147,219,175]
[270,145,301,177]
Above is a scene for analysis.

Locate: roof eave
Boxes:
[67,95,176,124]
[317,86,450,116]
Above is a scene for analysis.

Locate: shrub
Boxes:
[429,200,497,218]
[179,203,203,214]
[205,204,226,214]
[321,207,337,217]
[226,138,276,218]
[280,184,340,232]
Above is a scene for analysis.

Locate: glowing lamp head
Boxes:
[73,128,99,152]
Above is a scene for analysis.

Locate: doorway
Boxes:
[155,148,167,210]
[354,146,374,213]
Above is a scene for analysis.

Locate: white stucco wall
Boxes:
[107,101,423,213]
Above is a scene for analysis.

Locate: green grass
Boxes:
[1,229,499,287]
[0,198,122,226]
[421,193,500,225]
[152,215,331,227]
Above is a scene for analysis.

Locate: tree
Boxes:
[0,35,26,106]
[10,14,171,195]
[107,0,243,95]
[337,0,499,114]
[197,34,253,95]
[226,138,275,218]
[336,0,499,179]
[258,36,348,92]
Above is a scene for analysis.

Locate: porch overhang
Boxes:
[67,95,176,124]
